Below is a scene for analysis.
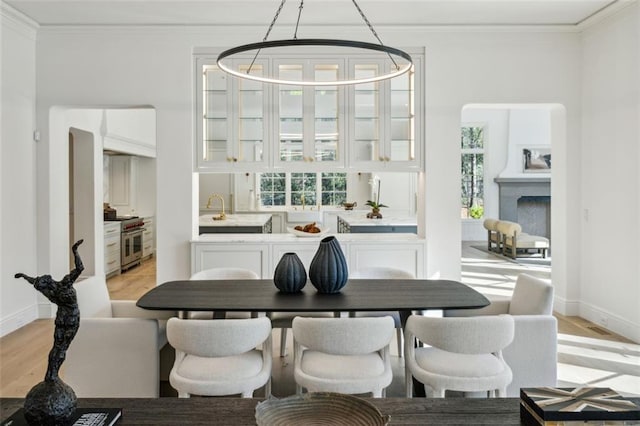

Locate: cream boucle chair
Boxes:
[65,276,176,397]
[292,316,395,397]
[167,317,272,398]
[189,267,259,319]
[483,218,501,252]
[351,267,416,357]
[404,314,515,398]
[496,220,549,259]
[444,273,557,396]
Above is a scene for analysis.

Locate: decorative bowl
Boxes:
[342,201,357,210]
[255,392,390,426]
[287,226,329,238]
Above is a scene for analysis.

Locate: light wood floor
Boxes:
[1,249,637,398]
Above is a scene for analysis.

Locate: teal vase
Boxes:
[309,236,349,294]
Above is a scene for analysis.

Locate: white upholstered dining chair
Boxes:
[188,267,259,319]
[167,317,272,398]
[350,266,416,357]
[65,276,176,397]
[404,314,515,398]
[292,316,395,397]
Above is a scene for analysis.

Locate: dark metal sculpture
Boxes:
[15,239,84,426]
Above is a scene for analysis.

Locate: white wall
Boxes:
[0,5,38,336]
[1,6,636,341]
[31,26,579,312]
[580,3,640,341]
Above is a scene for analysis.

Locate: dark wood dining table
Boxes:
[137,278,490,398]
[136,278,490,323]
[0,397,527,425]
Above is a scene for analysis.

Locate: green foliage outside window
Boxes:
[291,173,317,206]
[258,172,347,207]
[260,173,286,206]
[321,173,347,206]
[461,126,485,219]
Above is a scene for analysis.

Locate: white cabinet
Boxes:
[273,60,345,171]
[348,57,423,171]
[347,241,424,279]
[195,51,424,173]
[192,235,426,279]
[104,222,121,277]
[142,216,155,259]
[196,58,269,171]
[108,155,138,214]
[192,243,269,278]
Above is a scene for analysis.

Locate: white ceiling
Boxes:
[3,0,624,27]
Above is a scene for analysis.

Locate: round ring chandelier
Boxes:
[216,0,413,86]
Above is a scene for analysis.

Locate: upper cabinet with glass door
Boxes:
[348,56,423,171]
[195,51,423,172]
[273,60,345,171]
[196,57,269,171]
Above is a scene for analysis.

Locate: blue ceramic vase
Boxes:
[309,236,349,294]
[273,252,307,293]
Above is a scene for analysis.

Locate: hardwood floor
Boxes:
[1,249,638,398]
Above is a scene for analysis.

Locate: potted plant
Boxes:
[366,179,387,219]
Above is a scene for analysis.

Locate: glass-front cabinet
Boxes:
[348,57,422,171]
[274,60,345,170]
[195,51,423,172]
[196,58,268,171]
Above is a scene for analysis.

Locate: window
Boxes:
[461,126,484,219]
[260,173,286,207]
[259,172,347,208]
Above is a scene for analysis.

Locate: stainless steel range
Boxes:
[106,216,145,272]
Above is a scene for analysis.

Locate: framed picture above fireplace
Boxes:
[522,147,551,173]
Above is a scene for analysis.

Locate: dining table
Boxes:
[136,278,490,324]
[1,397,527,425]
[137,278,490,398]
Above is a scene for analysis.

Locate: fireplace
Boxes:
[494,177,551,239]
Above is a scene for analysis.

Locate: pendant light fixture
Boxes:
[216,0,413,86]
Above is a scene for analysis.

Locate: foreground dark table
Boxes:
[136,278,490,317]
[1,397,525,425]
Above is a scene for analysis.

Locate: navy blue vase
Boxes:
[273,252,307,293]
[309,236,349,294]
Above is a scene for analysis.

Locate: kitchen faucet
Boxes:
[206,193,226,220]
[301,194,305,210]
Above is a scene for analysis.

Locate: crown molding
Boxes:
[35,22,585,37]
[1,2,39,38]
[576,0,637,31]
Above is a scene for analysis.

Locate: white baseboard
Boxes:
[580,302,640,344]
[0,305,39,337]
[553,295,580,316]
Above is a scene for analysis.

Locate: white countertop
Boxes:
[198,213,272,227]
[192,232,423,243]
[337,212,417,227]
